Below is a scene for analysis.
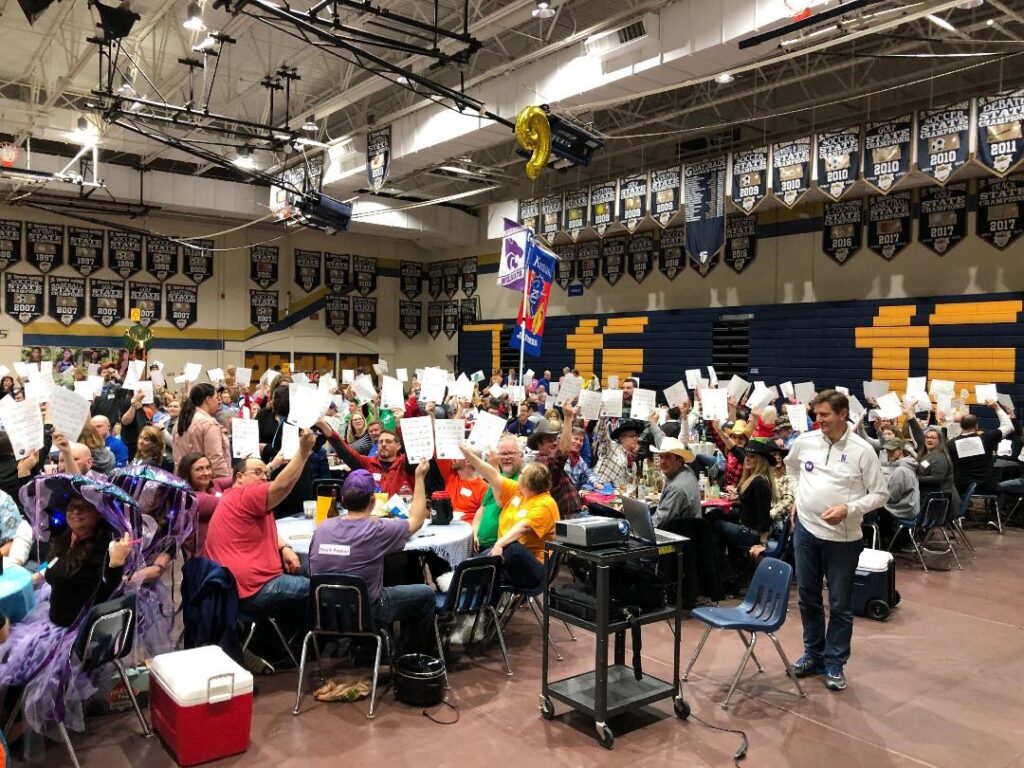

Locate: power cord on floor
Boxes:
[687,712,749,766]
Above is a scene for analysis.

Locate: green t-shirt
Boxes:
[477,470,520,549]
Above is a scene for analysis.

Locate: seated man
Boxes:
[505,404,536,437]
[473,436,524,551]
[878,437,920,542]
[436,456,488,524]
[565,426,600,491]
[309,463,435,653]
[90,414,128,467]
[204,428,316,618]
[651,437,699,527]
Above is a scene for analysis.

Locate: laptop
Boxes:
[620,496,683,546]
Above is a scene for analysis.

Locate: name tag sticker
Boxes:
[318,543,351,557]
[459,487,474,497]
[372,473,382,481]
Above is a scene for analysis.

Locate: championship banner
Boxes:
[0,219,22,270]
[460,297,478,328]
[509,240,556,356]
[601,234,626,286]
[576,241,599,288]
[658,226,685,280]
[165,283,198,330]
[25,222,64,273]
[250,245,278,288]
[68,227,105,276]
[977,175,1024,250]
[108,230,142,278]
[976,90,1024,176]
[4,272,44,324]
[128,281,162,327]
[650,166,681,227]
[554,244,576,289]
[146,237,179,281]
[563,188,588,240]
[498,218,528,292]
[730,147,769,214]
[47,275,85,327]
[919,183,968,256]
[399,300,421,339]
[518,198,540,234]
[540,194,563,241]
[684,156,726,276]
[771,137,812,208]
[618,173,648,232]
[325,252,351,294]
[589,181,616,236]
[294,249,322,292]
[917,101,970,184]
[428,260,444,298]
[400,260,422,299]
[724,214,757,274]
[822,200,863,265]
[325,294,350,335]
[863,116,912,193]
[815,126,860,201]
[427,300,443,338]
[442,300,460,339]
[867,193,911,261]
[627,233,654,283]
[89,278,125,327]
[461,257,477,297]
[183,240,214,284]
[353,296,377,336]
[249,289,278,333]
[366,125,392,193]
[442,259,460,298]
[352,255,377,296]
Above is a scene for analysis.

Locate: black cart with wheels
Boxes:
[539,538,689,749]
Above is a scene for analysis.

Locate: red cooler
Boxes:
[149,646,254,766]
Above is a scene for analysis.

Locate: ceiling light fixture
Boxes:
[715,72,735,84]
[396,74,410,85]
[957,0,984,8]
[302,119,317,137]
[68,116,99,147]
[532,0,556,19]
[184,1,206,32]
[17,0,57,25]
[926,13,957,32]
[233,147,256,169]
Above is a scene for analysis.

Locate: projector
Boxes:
[555,517,630,549]
[296,192,352,233]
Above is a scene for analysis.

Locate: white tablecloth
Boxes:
[275,515,475,568]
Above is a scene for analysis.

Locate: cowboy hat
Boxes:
[744,438,777,460]
[651,437,695,463]
[526,419,560,450]
[610,419,646,440]
[728,419,749,436]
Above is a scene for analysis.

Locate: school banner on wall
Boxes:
[325,252,351,294]
[250,245,279,288]
[89,278,125,327]
[815,126,860,201]
[555,244,576,289]
[353,296,377,336]
[165,283,198,330]
[601,234,626,285]
[976,90,1024,176]
[400,260,422,299]
[146,238,179,282]
[589,181,616,236]
[183,240,214,284]
[108,230,143,278]
[730,146,769,214]
[129,281,162,327]
[518,198,540,234]
[427,300,443,338]
[250,289,278,332]
[618,173,648,232]
[658,226,685,280]
[822,200,863,264]
[863,116,912,194]
[917,101,970,184]
[366,125,392,193]
[399,300,421,338]
[442,259,460,298]
[294,249,322,292]
[684,156,726,276]
[47,275,85,327]
[649,166,681,227]
[461,257,477,297]
[628,233,654,283]
[977,175,1024,250]
[68,227,105,276]
[325,294,350,335]
[26,223,64,273]
[867,193,911,261]
[443,301,460,339]
[576,241,599,288]
[353,255,377,296]
[564,188,588,239]
[460,297,478,328]
[0,220,22,270]
[541,194,562,241]
[771,137,811,208]
[724,214,757,274]
[4,272,44,324]
[919,183,968,256]
[427,261,443,298]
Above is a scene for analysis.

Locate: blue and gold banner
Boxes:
[919,183,967,256]
[863,116,911,194]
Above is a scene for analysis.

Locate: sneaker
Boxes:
[825,663,847,691]
[242,648,275,675]
[791,654,825,678]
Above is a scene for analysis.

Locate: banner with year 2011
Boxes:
[976,89,1024,176]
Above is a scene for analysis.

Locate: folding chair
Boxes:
[949,482,975,552]
[238,610,299,673]
[889,493,959,572]
[684,558,804,709]
[293,574,392,719]
[498,551,573,662]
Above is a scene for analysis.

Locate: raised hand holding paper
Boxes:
[794,381,816,403]
[785,403,810,432]
[556,375,582,406]
[434,419,465,460]
[231,419,260,459]
[184,362,202,382]
[235,367,253,387]
[685,369,702,389]
[400,416,435,464]
[208,368,225,383]
[47,385,91,441]
[0,397,44,458]
[381,376,405,409]
[397,368,408,383]
[700,389,729,422]
[420,367,448,404]
[629,388,657,420]
[975,383,998,403]
[876,392,903,419]
[467,411,507,451]
[352,374,378,403]
[663,381,689,407]
[600,389,623,417]
[578,389,602,421]
[863,380,889,400]
[726,375,750,402]
[280,423,300,460]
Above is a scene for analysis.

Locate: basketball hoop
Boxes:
[784,0,828,21]
[0,142,19,168]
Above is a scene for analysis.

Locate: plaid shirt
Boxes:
[593,419,636,488]
[710,428,745,489]
[565,454,600,490]
[538,450,581,518]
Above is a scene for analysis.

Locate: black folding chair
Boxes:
[292,574,392,719]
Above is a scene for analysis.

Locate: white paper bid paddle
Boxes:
[235,367,253,387]
[400,416,435,464]
[578,389,602,421]
[47,385,91,441]
[434,419,466,460]
[184,362,202,382]
[352,375,378,404]
[419,368,448,404]
[700,389,729,422]
[555,375,582,406]
[280,423,300,460]
[780,381,795,399]
[975,383,998,404]
[467,411,507,451]
[288,384,325,429]
[664,381,689,407]
[726,375,750,402]
[629,388,657,420]
[600,389,623,418]
[875,392,903,420]
[953,435,984,458]
[0,397,44,458]
[794,382,816,403]
[231,419,260,459]
[685,369,702,390]
[785,403,810,432]
[381,376,405,409]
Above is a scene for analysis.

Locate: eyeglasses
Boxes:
[498,451,519,458]
[244,467,269,478]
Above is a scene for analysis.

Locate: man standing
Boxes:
[785,390,888,692]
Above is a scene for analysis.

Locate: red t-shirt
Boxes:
[203,483,282,599]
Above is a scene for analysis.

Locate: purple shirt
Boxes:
[309,516,409,602]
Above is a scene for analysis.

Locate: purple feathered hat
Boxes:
[109,464,197,557]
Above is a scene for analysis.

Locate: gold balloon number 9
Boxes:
[515,106,551,181]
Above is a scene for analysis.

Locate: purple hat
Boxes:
[343,469,377,496]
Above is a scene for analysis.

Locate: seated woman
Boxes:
[344,412,373,456]
[131,426,173,472]
[711,439,775,566]
[79,422,116,475]
[906,418,960,512]
[0,487,32,568]
[177,452,231,555]
[460,443,559,592]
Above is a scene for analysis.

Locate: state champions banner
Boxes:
[509,239,556,358]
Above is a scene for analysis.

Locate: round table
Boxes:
[0,564,36,623]
[275,515,476,568]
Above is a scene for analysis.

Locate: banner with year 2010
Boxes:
[862,116,912,194]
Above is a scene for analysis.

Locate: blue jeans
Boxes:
[794,521,862,667]
[486,541,545,592]
[239,573,310,616]
[373,584,437,654]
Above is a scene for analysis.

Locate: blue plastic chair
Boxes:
[683,558,804,709]
[888,493,959,572]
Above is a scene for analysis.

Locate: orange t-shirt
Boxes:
[436,460,488,522]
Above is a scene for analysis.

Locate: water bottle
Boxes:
[710,481,721,500]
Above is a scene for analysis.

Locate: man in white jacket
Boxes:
[785,390,888,692]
